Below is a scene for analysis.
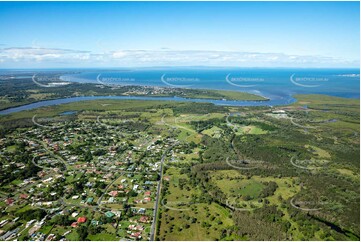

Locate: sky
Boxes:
[0,1,359,68]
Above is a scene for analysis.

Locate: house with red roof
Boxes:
[77,217,87,223]
[109,191,118,197]
[130,232,142,239]
[139,216,149,223]
[37,171,46,178]
[135,225,144,231]
[5,198,14,205]
[20,194,29,199]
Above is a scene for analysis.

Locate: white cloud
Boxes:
[0,47,90,62]
[0,47,358,68]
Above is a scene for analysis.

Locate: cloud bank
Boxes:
[0,47,359,68]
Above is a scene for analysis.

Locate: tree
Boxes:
[84,150,93,163]
[77,226,88,240]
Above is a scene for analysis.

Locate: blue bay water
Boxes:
[60,68,360,100]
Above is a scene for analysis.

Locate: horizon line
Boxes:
[0,66,360,70]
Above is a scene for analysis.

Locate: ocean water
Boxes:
[60,68,360,100]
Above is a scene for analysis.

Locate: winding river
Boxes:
[0,95,296,115]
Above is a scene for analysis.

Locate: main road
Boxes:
[149,142,178,241]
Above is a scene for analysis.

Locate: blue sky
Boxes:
[0,1,359,68]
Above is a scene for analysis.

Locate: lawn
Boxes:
[87,231,118,241]
[6,145,18,152]
[65,230,79,240]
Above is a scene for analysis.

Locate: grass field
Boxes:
[181,89,268,101]
[201,126,223,138]
[208,170,300,210]
[239,125,268,134]
[163,167,199,204]
[158,202,238,241]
